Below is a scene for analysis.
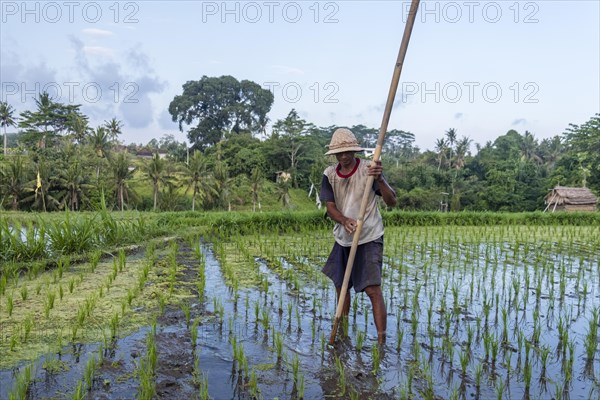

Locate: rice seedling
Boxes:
[249,369,260,399]
[372,344,381,375]
[84,354,97,390]
[7,293,14,317]
[334,355,346,396]
[585,308,599,362]
[194,358,210,400]
[181,301,191,326]
[356,330,365,352]
[297,373,305,399]
[291,353,300,384]
[8,363,34,400]
[191,318,200,350]
[71,380,85,400]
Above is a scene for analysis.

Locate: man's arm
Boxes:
[368,161,397,207]
[326,201,357,234]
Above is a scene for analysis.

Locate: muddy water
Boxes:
[2,227,599,399]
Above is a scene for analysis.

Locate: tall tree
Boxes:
[109,152,136,211]
[104,118,124,143]
[19,92,85,149]
[182,150,216,211]
[168,76,274,149]
[249,166,263,212]
[434,138,447,171]
[272,109,309,188]
[144,153,174,211]
[0,155,29,210]
[86,126,112,181]
[562,114,600,191]
[445,128,457,169]
[0,101,17,156]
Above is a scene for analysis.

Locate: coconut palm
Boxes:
[182,150,216,211]
[249,166,263,212]
[445,128,457,169]
[1,156,29,210]
[520,131,542,164]
[434,138,448,171]
[87,126,112,181]
[56,160,93,211]
[454,136,472,170]
[213,160,232,211]
[0,101,17,156]
[22,160,62,212]
[143,153,174,211]
[104,118,124,143]
[109,152,136,211]
[69,114,91,144]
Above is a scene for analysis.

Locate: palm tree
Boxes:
[104,118,123,143]
[144,153,173,211]
[453,136,472,170]
[520,131,542,164]
[109,152,136,211]
[249,166,263,212]
[0,156,29,210]
[0,101,17,156]
[18,92,55,149]
[87,126,112,181]
[434,138,447,171]
[69,114,91,144]
[56,160,92,211]
[182,150,216,211]
[445,128,457,169]
[213,160,232,211]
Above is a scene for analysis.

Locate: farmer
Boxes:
[320,127,397,344]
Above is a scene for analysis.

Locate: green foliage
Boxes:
[1,84,597,213]
[168,75,274,149]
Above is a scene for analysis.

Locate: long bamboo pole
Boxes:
[329,0,421,345]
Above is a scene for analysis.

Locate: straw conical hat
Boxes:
[325,128,364,155]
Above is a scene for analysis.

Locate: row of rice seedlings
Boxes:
[137,321,158,399]
[7,363,35,400]
[192,353,210,399]
[71,350,103,399]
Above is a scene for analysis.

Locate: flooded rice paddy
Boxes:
[1,225,599,399]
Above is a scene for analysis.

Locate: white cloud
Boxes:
[82,28,115,38]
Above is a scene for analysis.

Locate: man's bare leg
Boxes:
[364,285,387,344]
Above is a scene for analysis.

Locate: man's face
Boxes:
[335,151,356,168]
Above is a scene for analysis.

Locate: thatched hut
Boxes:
[544,186,598,212]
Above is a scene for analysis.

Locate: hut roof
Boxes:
[545,186,598,205]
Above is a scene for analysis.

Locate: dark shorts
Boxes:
[322,236,383,293]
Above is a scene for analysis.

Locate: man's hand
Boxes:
[368,160,384,181]
[342,217,357,234]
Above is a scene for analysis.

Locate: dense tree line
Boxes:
[0,76,598,212]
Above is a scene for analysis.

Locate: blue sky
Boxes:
[1,0,599,151]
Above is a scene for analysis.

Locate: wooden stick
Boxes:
[329,0,421,345]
